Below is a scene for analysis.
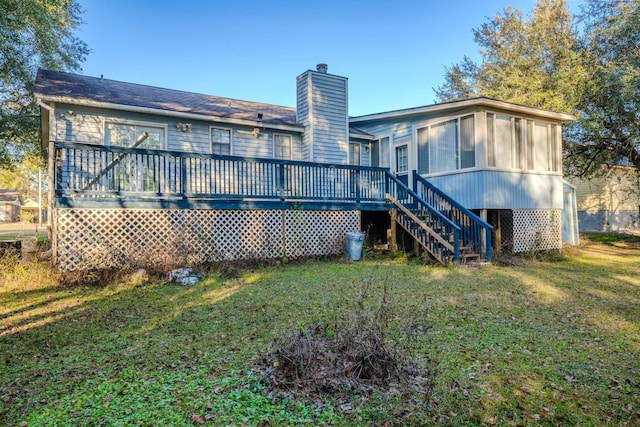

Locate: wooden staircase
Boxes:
[385,172,492,265]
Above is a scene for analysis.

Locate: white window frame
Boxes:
[103,120,167,149]
[485,111,561,175]
[209,126,232,156]
[273,133,293,160]
[414,113,477,177]
[394,144,409,174]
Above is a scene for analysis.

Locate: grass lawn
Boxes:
[1,237,638,426]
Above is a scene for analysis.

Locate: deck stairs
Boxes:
[385,171,492,265]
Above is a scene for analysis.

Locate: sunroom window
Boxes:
[487,113,561,173]
[417,115,475,175]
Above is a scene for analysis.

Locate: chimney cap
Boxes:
[316,63,328,73]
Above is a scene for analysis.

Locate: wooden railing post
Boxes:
[180,156,187,197]
[355,169,361,202]
[277,163,285,200]
[485,227,492,262]
[453,228,460,263]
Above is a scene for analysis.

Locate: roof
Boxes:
[350,97,577,123]
[22,199,41,208]
[348,126,374,140]
[0,190,21,204]
[34,69,299,128]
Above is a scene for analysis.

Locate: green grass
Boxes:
[586,232,640,244]
[1,239,639,426]
[0,233,47,243]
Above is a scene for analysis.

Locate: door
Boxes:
[274,134,292,194]
[393,143,409,187]
[561,191,574,244]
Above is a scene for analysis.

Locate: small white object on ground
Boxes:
[167,268,201,285]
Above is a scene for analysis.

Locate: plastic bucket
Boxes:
[345,231,365,261]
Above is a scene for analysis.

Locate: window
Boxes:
[395,145,408,173]
[370,136,390,168]
[211,127,231,155]
[514,118,523,169]
[487,113,495,167]
[526,120,535,169]
[106,122,165,149]
[349,142,361,166]
[550,124,560,172]
[488,113,555,171]
[460,115,475,169]
[274,134,292,160]
[534,123,549,170]
[417,115,475,174]
[104,122,166,192]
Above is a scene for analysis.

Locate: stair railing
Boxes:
[385,172,461,263]
[413,171,492,262]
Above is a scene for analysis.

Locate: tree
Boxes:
[0,0,89,168]
[435,0,584,113]
[435,0,639,178]
[564,0,640,177]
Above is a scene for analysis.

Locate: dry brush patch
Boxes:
[260,273,436,408]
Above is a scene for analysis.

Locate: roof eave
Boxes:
[350,98,577,123]
[35,94,306,133]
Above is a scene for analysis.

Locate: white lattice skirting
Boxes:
[55,208,360,271]
[512,209,562,253]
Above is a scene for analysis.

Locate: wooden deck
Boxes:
[53,142,492,263]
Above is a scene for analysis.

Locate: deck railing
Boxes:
[413,171,492,261]
[53,142,489,264]
[54,142,389,204]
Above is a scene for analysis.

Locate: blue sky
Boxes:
[77,0,584,116]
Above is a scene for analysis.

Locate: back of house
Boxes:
[34,65,578,270]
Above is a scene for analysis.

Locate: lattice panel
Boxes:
[284,210,360,257]
[512,209,562,253]
[56,208,360,271]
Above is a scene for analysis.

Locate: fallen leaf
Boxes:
[190,414,205,424]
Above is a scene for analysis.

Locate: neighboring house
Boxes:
[0,190,21,223]
[21,199,46,223]
[568,166,640,232]
[34,65,578,271]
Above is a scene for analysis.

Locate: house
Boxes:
[568,166,639,232]
[0,190,21,223]
[21,199,46,223]
[34,65,578,271]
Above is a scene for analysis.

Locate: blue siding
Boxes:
[53,103,303,160]
[426,170,564,210]
[297,71,348,165]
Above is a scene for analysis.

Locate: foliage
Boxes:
[0,0,89,167]
[435,0,640,178]
[1,240,639,425]
[0,156,47,203]
[564,0,640,177]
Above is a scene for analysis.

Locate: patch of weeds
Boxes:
[260,270,436,408]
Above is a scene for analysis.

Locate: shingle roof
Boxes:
[34,69,298,127]
[0,190,21,203]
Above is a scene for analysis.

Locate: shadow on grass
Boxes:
[0,246,638,425]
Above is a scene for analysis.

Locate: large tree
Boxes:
[564,0,640,177]
[0,0,89,168]
[435,0,639,178]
